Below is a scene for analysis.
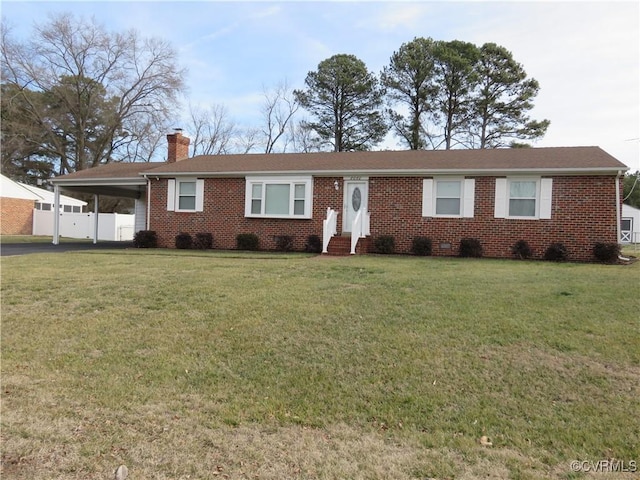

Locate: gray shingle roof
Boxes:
[52,147,627,183]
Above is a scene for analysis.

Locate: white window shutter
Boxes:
[167,179,176,211]
[494,178,507,218]
[422,179,434,217]
[539,178,553,219]
[195,179,205,212]
[462,179,475,218]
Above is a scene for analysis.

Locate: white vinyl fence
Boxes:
[33,210,135,241]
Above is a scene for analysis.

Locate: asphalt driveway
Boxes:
[0,241,133,257]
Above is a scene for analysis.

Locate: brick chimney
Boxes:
[167,129,190,163]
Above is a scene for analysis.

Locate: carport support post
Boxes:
[93,194,99,244]
[53,185,60,245]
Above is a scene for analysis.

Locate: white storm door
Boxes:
[343,180,368,233]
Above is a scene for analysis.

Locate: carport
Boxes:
[50,162,163,245]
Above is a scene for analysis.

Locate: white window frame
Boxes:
[494,177,553,220]
[167,178,204,212]
[422,177,475,218]
[245,176,313,219]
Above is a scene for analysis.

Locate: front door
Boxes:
[343,180,368,233]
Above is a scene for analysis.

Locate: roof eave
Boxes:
[142,166,627,178]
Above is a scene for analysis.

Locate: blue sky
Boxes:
[2,1,639,169]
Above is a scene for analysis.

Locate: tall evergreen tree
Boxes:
[294,54,387,152]
[471,43,549,148]
[431,40,480,150]
[381,37,437,150]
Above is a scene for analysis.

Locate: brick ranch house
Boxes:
[51,132,628,261]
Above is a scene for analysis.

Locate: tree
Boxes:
[381,37,437,150]
[1,13,185,180]
[294,54,387,152]
[188,103,237,156]
[260,80,300,153]
[624,171,640,209]
[470,43,549,148]
[430,40,480,150]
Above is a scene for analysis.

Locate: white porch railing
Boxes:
[322,207,337,253]
[350,210,370,254]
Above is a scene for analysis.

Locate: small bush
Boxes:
[133,230,157,248]
[305,234,322,254]
[544,242,568,262]
[411,236,432,256]
[236,233,260,251]
[374,235,395,254]
[175,232,193,249]
[194,233,213,250]
[275,235,294,252]
[459,238,483,258]
[593,242,620,263]
[512,239,533,259]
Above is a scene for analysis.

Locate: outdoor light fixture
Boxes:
[334,180,339,190]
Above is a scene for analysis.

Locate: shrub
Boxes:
[374,235,395,254]
[275,235,294,252]
[512,239,533,260]
[175,232,193,249]
[236,233,259,251]
[544,242,568,262]
[133,230,157,248]
[459,238,483,258]
[305,234,322,254]
[593,242,620,263]
[194,233,213,250]
[411,236,432,256]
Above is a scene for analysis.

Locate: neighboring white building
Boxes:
[1,173,86,211]
[1,173,134,240]
[621,204,640,244]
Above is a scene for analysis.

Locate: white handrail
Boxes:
[322,207,337,253]
[350,210,371,254]
[350,210,362,254]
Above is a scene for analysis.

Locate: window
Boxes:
[167,178,204,212]
[422,178,475,218]
[508,180,537,217]
[178,181,196,210]
[494,177,553,219]
[245,176,312,218]
[436,180,462,215]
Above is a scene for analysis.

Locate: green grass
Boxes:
[1,250,639,479]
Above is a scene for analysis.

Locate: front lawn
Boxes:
[1,250,638,479]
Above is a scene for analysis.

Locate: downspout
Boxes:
[616,171,630,261]
[53,184,60,245]
[616,171,622,243]
[93,194,99,244]
[145,176,151,230]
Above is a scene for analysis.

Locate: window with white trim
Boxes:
[167,178,204,212]
[494,177,553,219]
[422,178,475,218]
[245,176,312,218]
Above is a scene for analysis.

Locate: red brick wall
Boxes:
[148,175,620,261]
[148,177,344,250]
[368,176,619,261]
[1,197,35,235]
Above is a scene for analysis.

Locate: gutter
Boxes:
[140,167,627,179]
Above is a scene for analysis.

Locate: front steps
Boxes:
[324,235,371,256]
